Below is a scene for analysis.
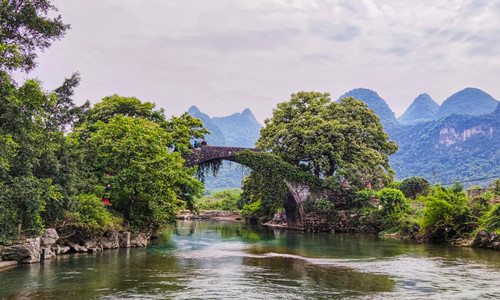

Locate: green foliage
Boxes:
[471,192,494,218]
[388,181,401,189]
[257,92,397,190]
[491,178,500,197]
[353,189,377,208]
[0,0,70,72]
[419,186,473,241]
[83,115,202,230]
[399,177,430,199]
[197,189,242,211]
[0,177,61,242]
[303,197,337,216]
[66,193,123,234]
[236,150,321,219]
[377,188,408,214]
[240,200,263,221]
[376,188,410,229]
[0,0,69,71]
[482,204,500,233]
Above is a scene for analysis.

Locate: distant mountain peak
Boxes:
[188,105,201,114]
[437,88,498,119]
[242,108,252,116]
[338,88,398,129]
[398,93,439,125]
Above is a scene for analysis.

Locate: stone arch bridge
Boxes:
[184,146,318,228]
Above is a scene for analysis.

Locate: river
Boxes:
[1,221,500,299]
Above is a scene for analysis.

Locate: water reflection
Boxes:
[1,221,500,299]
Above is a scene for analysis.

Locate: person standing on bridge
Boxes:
[201,138,207,149]
[194,140,199,150]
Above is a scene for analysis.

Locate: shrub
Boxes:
[66,193,123,234]
[419,186,473,241]
[471,192,494,218]
[399,177,430,199]
[377,188,409,214]
[196,189,242,211]
[352,189,377,208]
[240,200,262,222]
[481,204,500,233]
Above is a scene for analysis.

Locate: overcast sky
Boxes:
[16,0,500,123]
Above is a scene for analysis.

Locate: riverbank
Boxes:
[176,210,242,222]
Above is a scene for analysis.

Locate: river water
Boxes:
[2,221,500,299]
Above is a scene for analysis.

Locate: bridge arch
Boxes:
[184,147,322,227]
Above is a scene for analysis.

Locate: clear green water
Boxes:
[2,221,500,299]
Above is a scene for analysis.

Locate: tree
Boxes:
[257,92,398,190]
[84,94,166,125]
[399,177,430,199]
[84,115,202,230]
[0,0,69,72]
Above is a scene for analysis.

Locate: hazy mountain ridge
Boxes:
[390,107,499,185]
[188,106,262,190]
[436,88,499,119]
[338,88,399,130]
[337,87,499,186]
[188,89,498,189]
[188,106,226,146]
[212,108,262,148]
[398,93,439,125]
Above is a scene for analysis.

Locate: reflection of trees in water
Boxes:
[1,248,184,299]
[241,255,395,295]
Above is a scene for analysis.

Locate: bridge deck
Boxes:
[184,146,260,167]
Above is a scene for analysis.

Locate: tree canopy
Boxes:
[258,92,398,190]
[0,0,69,72]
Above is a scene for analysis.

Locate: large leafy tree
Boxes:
[84,115,202,230]
[0,0,69,72]
[257,92,398,190]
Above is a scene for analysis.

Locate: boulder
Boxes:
[101,230,120,249]
[472,230,490,248]
[40,229,59,260]
[130,233,148,247]
[51,245,71,255]
[1,238,41,263]
[41,229,59,247]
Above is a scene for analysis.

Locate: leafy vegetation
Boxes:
[196,189,243,211]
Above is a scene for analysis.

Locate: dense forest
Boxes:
[0,1,207,242]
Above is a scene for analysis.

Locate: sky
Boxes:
[15,0,500,124]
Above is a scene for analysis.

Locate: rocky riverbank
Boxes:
[0,228,149,270]
[177,210,242,221]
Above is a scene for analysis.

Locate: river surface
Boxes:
[2,221,500,299]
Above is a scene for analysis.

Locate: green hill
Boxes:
[390,104,500,186]
[398,93,439,125]
[338,88,399,130]
[436,88,499,119]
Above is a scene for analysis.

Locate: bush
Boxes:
[196,189,242,211]
[419,186,473,241]
[377,188,409,214]
[66,193,123,234]
[304,197,337,215]
[471,192,494,218]
[399,177,430,199]
[376,188,410,230]
[240,200,262,222]
[353,189,377,208]
[481,204,500,233]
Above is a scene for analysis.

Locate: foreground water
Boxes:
[2,221,500,299]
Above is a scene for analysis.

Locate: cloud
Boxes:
[308,20,361,42]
